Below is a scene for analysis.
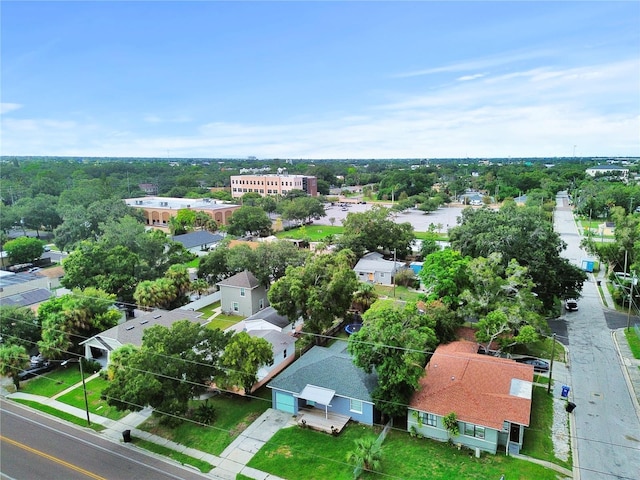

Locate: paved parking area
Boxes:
[318,201,469,232]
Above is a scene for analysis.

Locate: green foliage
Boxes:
[346,436,383,479]
[419,249,471,309]
[219,331,274,393]
[443,412,459,437]
[0,306,40,349]
[227,205,272,237]
[0,344,29,389]
[192,400,217,425]
[449,203,587,311]
[4,236,44,264]
[337,206,415,259]
[348,301,437,417]
[103,320,232,420]
[37,288,120,358]
[269,250,359,336]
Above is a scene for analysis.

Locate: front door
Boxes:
[509,423,520,443]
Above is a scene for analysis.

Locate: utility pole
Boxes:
[547,333,556,395]
[627,273,636,332]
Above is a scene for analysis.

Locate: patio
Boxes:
[296,406,350,434]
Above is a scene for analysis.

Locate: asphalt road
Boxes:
[554,193,640,480]
[0,400,210,480]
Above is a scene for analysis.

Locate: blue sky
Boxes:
[1,1,639,159]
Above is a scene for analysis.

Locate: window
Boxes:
[464,423,485,439]
[380,272,385,278]
[350,399,363,414]
[259,298,264,309]
[283,348,287,358]
[240,288,246,297]
[232,302,239,312]
[420,412,437,427]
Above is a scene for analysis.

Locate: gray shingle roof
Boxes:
[268,345,378,401]
[171,231,223,249]
[217,270,260,289]
[81,309,205,348]
[245,306,290,329]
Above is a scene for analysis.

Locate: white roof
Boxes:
[295,384,336,406]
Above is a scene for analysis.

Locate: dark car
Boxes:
[18,361,55,381]
[515,357,550,373]
[564,299,578,311]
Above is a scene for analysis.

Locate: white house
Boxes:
[79,309,206,368]
[353,252,405,286]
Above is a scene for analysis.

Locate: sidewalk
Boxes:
[6,380,291,480]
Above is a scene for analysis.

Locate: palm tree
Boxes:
[346,437,383,479]
[352,283,378,313]
[191,279,209,299]
[0,344,29,390]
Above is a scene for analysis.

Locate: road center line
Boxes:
[0,435,107,480]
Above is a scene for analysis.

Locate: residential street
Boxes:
[553,192,640,480]
[0,400,211,480]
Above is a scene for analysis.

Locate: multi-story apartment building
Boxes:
[230,174,318,198]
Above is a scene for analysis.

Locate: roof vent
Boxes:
[140,320,149,325]
[153,315,162,319]
[451,376,455,381]
[125,325,135,331]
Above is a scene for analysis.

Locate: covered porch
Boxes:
[294,384,350,434]
[297,407,351,434]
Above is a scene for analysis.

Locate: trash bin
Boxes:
[561,385,570,398]
[597,280,601,286]
[565,402,576,413]
[122,429,132,442]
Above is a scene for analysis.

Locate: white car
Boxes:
[564,299,578,311]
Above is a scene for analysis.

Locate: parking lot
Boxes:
[318,201,468,233]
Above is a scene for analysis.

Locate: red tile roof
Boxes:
[409,340,534,429]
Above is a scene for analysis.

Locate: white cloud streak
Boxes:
[1,59,638,158]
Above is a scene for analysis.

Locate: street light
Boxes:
[627,272,637,333]
[61,358,91,426]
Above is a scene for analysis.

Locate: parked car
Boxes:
[43,245,51,252]
[515,357,550,373]
[18,361,55,381]
[564,299,578,311]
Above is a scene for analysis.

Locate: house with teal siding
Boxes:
[407,340,534,455]
[267,342,379,425]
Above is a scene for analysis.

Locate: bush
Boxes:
[193,400,217,425]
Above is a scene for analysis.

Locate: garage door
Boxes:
[275,391,295,414]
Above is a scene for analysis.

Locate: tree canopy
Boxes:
[103,320,232,424]
[4,237,44,264]
[338,206,415,259]
[348,300,438,418]
[227,205,272,237]
[449,203,586,310]
[269,249,359,337]
[37,288,121,359]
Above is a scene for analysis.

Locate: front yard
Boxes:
[248,424,560,480]
[138,388,272,455]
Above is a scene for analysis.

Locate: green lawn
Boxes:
[513,336,565,363]
[206,313,244,331]
[20,366,82,397]
[373,284,422,303]
[625,328,640,359]
[131,437,213,473]
[198,300,221,319]
[521,387,571,469]
[56,376,129,421]
[248,424,560,480]
[276,225,344,241]
[138,388,272,455]
[12,399,104,432]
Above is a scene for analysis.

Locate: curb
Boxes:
[611,330,640,423]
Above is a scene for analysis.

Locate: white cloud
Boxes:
[1,103,22,114]
[457,74,485,82]
[1,58,637,159]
